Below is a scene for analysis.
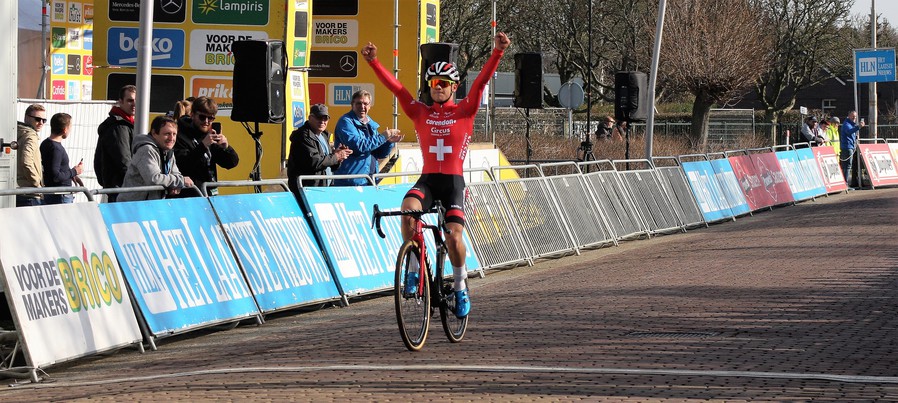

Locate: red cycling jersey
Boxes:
[367,48,504,175]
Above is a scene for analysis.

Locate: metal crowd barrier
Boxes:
[613,159,685,234]
[707,151,753,217]
[205,179,290,193]
[462,168,532,270]
[92,184,205,202]
[578,160,649,241]
[678,153,737,224]
[6,186,95,202]
[651,156,707,229]
[301,173,377,187]
[538,162,616,249]
[492,165,578,259]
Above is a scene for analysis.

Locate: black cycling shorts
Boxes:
[405,173,466,226]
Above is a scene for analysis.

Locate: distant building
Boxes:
[730,76,898,122]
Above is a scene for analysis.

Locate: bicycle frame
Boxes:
[373,203,447,298]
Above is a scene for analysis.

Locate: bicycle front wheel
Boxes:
[394,240,430,351]
[438,248,468,343]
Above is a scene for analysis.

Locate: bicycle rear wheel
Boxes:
[438,248,468,343]
[394,240,430,351]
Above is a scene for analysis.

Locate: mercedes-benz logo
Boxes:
[339,55,355,72]
[160,0,183,15]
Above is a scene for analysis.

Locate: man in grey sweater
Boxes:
[118,116,194,202]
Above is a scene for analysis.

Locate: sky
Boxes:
[851,1,898,26]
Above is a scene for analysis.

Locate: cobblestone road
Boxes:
[2,188,898,401]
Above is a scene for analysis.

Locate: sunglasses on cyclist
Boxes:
[429,79,456,89]
[29,115,47,123]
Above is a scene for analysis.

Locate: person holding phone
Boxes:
[173,96,239,197]
[839,110,866,188]
[40,113,83,204]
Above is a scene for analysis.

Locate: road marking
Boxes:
[12,365,898,388]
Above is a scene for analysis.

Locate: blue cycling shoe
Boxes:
[404,271,419,295]
[454,289,471,318]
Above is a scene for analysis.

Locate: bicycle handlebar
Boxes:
[370,202,447,239]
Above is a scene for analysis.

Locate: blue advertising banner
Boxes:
[301,184,480,297]
[855,48,897,84]
[209,192,342,313]
[708,158,752,216]
[775,150,826,201]
[377,183,481,275]
[681,161,734,222]
[99,198,260,336]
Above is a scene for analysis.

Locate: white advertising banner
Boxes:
[0,204,142,368]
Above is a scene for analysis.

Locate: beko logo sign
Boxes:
[107,27,185,67]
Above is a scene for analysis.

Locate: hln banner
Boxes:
[854,48,897,84]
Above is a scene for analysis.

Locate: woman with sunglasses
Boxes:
[360,32,511,319]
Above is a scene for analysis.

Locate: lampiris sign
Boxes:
[192,0,269,25]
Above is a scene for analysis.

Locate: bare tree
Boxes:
[440,0,525,82]
[660,0,769,149]
[753,0,852,142]
[442,0,655,110]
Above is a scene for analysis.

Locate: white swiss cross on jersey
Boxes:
[429,138,453,161]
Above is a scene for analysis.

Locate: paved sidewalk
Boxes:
[2,188,898,401]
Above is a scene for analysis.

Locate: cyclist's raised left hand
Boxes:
[362,42,377,62]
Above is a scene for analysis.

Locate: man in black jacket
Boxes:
[94,85,136,202]
[173,97,239,196]
[287,104,352,198]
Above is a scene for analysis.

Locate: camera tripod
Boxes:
[577,128,597,173]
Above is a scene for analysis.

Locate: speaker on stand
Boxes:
[419,42,459,105]
[514,52,543,166]
[231,40,286,191]
[614,71,648,164]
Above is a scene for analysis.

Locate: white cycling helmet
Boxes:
[425,61,460,82]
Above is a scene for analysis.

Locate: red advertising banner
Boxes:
[811,146,848,193]
[750,152,795,206]
[859,143,898,187]
[728,155,769,210]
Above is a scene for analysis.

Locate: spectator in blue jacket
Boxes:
[839,111,866,187]
[332,90,403,186]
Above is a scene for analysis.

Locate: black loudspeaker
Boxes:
[614,71,649,122]
[419,42,459,105]
[231,40,286,123]
[514,53,543,109]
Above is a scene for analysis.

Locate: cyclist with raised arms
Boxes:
[361,32,511,318]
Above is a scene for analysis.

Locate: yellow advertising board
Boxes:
[285,0,312,131]
[92,0,288,184]
[49,0,95,100]
[302,0,439,137]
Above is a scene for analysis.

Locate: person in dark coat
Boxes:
[172,96,239,197]
[287,104,352,195]
[94,85,136,202]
